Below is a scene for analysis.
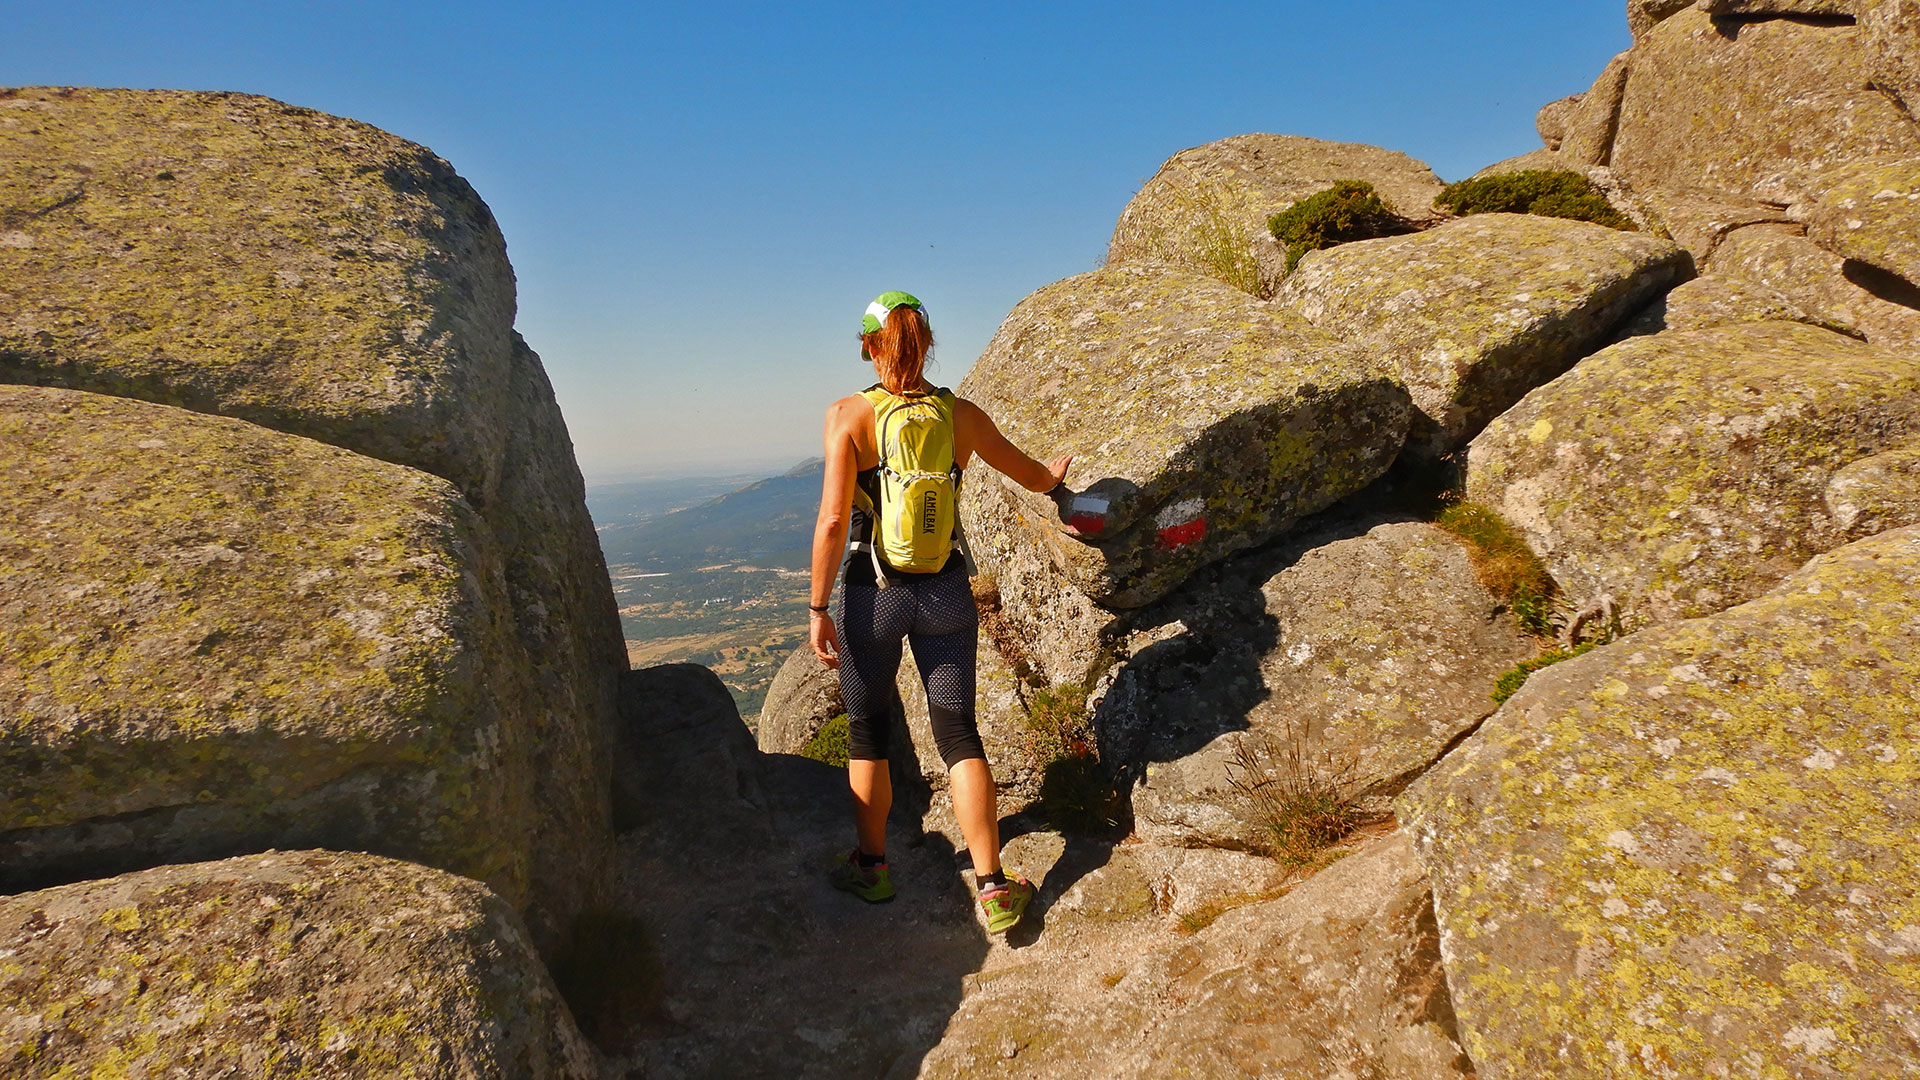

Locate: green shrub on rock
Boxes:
[1267,180,1413,273]
[1434,169,1634,230]
[801,713,851,767]
[1489,642,1598,705]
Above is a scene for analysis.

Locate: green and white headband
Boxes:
[861,290,925,335]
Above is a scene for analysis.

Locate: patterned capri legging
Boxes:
[836,561,985,768]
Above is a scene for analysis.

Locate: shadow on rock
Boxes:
[599,664,991,1080]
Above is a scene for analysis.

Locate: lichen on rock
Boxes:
[1278,212,1688,457]
[1610,9,1920,210]
[0,87,624,950]
[1707,223,1920,345]
[1398,525,1920,1079]
[0,385,540,904]
[0,850,597,1079]
[1467,319,1920,631]
[1106,134,1444,295]
[0,86,516,499]
[959,263,1410,614]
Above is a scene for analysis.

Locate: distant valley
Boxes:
[590,459,825,722]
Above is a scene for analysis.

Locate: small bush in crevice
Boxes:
[801,712,850,767]
[1491,642,1599,705]
[1435,170,1634,230]
[1434,500,1558,636]
[1268,180,1414,274]
[1019,681,1123,835]
[1223,722,1363,867]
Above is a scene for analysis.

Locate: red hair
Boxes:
[862,305,934,393]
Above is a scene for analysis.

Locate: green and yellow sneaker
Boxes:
[829,850,895,903]
[979,877,1034,934]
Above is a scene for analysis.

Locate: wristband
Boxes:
[809,603,829,612]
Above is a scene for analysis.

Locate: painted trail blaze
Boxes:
[1068,494,1110,536]
[1156,498,1207,551]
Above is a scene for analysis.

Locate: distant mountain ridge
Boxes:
[598,458,824,572]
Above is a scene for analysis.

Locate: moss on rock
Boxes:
[1398,525,1920,1079]
[0,385,537,905]
[1466,320,1920,630]
[1435,170,1634,230]
[1106,134,1444,296]
[0,850,597,1079]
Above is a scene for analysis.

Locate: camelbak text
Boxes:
[921,491,937,533]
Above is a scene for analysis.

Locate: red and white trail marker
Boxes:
[1068,494,1109,536]
[1155,498,1207,551]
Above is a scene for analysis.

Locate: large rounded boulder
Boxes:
[1277,213,1689,456]
[1398,525,1920,1079]
[0,386,538,902]
[1106,134,1444,296]
[0,850,597,1079]
[0,87,514,497]
[960,264,1409,612]
[0,87,624,948]
[1466,320,1920,629]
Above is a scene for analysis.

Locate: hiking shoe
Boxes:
[979,877,1034,934]
[829,850,895,903]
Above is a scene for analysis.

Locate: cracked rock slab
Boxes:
[1467,320,1920,631]
[920,832,1473,1079]
[1110,519,1536,852]
[1398,525,1920,1080]
[1278,213,1688,457]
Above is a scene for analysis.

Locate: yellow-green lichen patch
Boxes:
[1398,526,1920,1078]
[0,850,595,1079]
[959,263,1411,610]
[0,385,534,904]
[1467,320,1920,631]
[1277,212,1689,458]
[0,86,517,499]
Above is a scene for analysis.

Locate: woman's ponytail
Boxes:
[863,305,934,394]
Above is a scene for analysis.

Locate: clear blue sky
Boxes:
[7,2,1630,481]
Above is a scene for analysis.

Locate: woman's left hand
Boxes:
[810,614,841,669]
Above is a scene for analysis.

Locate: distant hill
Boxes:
[585,470,766,531]
[598,458,824,572]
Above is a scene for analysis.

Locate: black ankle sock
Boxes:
[976,870,1007,893]
[856,849,886,869]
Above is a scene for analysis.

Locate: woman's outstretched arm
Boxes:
[954,397,1070,492]
[809,397,862,668]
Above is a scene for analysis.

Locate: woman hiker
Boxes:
[808,290,1071,934]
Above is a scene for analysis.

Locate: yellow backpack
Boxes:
[850,385,973,583]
